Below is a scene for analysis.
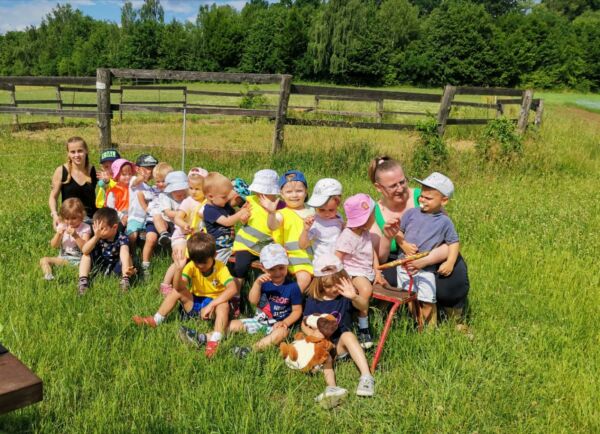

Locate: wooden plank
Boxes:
[120,100,185,105]
[248,90,280,95]
[517,89,533,133]
[0,352,43,415]
[9,86,18,125]
[496,98,522,105]
[62,103,97,108]
[290,84,442,103]
[109,69,282,84]
[0,83,15,91]
[456,87,524,97]
[376,99,384,124]
[314,109,379,118]
[0,107,97,118]
[185,90,241,97]
[452,101,498,109]
[120,104,276,117]
[314,94,373,102]
[446,118,491,125]
[56,85,64,124]
[0,76,95,86]
[437,84,456,135]
[534,99,544,127]
[383,110,428,116]
[185,103,240,108]
[96,68,112,149]
[14,99,62,105]
[272,74,292,153]
[285,117,416,130]
[121,85,187,91]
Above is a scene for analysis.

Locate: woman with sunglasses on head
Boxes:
[367,156,469,320]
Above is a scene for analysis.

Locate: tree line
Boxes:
[0,0,599,90]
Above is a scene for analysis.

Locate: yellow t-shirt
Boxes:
[182,260,233,298]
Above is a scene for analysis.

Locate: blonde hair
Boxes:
[153,162,173,180]
[306,269,351,300]
[62,137,91,185]
[368,155,403,185]
[202,172,233,195]
[59,197,86,221]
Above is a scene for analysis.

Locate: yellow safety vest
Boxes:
[232,195,274,256]
[276,207,314,275]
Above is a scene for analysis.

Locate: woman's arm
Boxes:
[49,166,63,226]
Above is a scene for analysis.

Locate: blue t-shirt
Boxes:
[261,279,302,322]
[203,203,235,249]
[92,232,129,270]
[400,208,459,253]
[303,295,353,341]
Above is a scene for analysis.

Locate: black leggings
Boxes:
[382,253,469,309]
[232,250,260,279]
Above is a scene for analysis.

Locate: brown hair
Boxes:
[63,137,91,185]
[202,172,233,195]
[306,269,351,300]
[93,207,119,226]
[367,155,403,184]
[59,198,86,221]
[187,232,217,263]
[153,162,173,180]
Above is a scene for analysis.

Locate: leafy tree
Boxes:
[196,4,244,71]
[543,0,600,20]
[572,11,600,89]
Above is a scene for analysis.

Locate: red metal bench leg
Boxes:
[370,300,401,373]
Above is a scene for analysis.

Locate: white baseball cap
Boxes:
[260,243,289,270]
[248,169,279,195]
[414,172,454,198]
[164,171,189,193]
[312,254,344,277]
[306,178,343,208]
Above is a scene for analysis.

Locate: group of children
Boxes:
[42,144,460,409]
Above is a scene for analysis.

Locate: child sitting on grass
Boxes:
[154,170,187,248]
[95,148,120,209]
[228,243,302,358]
[106,158,134,227]
[40,198,91,280]
[78,208,135,294]
[126,154,158,250]
[133,232,237,358]
[304,254,375,409]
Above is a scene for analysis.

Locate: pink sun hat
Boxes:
[111,158,135,179]
[343,193,375,228]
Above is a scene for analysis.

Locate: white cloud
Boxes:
[0,1,55,33]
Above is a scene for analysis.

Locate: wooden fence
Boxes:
[0,69,543,153]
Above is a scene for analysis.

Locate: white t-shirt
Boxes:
[308,215,344,262]
[335,227,375,281]
[145,186,162,221]
[154,192,182,223]
[128,177,155,223]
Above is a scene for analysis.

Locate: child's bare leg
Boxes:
[253,327,288,351]
[120,248,134,277]
[227,319,245,334]
[352,276,373,318]
[79,254,92,278]
[40,257,69,276]
[153,214,168,234]
[142,232,158,263]
[211,302,230,337]
[337,332,370,377]
[323,354,336,387]
[295,270,312,293]
[420,302,435,325]
[128,232,138,247]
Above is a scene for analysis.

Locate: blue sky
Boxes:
[0,0,251,34]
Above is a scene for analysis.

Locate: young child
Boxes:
[304,254,375,409]
[40,198,91,280]
[394,172,460,324]
[231,169,280,289]
[154,170,188,248]
[227,243,302,357]
[78,208,135,294]
[132,232,237,358]
[106,158,134,226]
[335,194,383,349]
[95,148,120,209]
[300,178,344,263]
[143,162,173,271]
[126,154,158,250]
[202,172,250,264]
[264,170,315,292]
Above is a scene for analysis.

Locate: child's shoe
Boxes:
[178,326,207,349]
[358,328,374,349]
[160,283,173,296]
[232,346,251,359]
[158,231,171,248]
[205,341,219,358]
[120,276,130,292]
[77,277,89,296]
[356,375,375,397]
[44,273,54,281]
[132,316,157,328]
[142,263,151,279]
[315,386,348,409]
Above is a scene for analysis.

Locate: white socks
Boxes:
[210,331,222,342]
[153,313,165,325]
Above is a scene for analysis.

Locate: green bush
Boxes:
[239,85,269,109]
[412,116,449,176]
[476,117,523,162]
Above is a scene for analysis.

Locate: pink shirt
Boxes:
[335,227,375,281]
[58,222,92,258]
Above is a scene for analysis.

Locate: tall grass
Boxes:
[0,89,599,433]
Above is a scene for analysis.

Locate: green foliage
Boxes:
[239,85,269,109]
[412,116,448,175]
[476,117,523,162]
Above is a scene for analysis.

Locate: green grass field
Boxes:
[0,85,599,433]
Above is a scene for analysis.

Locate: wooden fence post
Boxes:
[96,68,112,149]
[534,99,544,127]
[272,74,292,154]
[436,84,456,136]
[517,89,533,134]
[55,86,64,124]
[376,99,384,123]
[119,85,123,123]
[8,84,18,126]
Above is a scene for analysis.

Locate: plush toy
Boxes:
[279,314,338,372]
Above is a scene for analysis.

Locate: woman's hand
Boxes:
[374,270,388,286]
[382,218,400,240]
[400,241,418,256]
[405,257,426,275]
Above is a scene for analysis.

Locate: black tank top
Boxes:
[60,165,97,218]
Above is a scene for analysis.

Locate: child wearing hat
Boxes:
[106,158,134,226]
[263,170,315,292]
[389,172,460,325]
[300,178,344,264]
[335,193,383,349]
[126,154,158,250]
[96,148,120,209]
[153,170,189,249]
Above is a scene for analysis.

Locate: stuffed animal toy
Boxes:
[279,314,338,372]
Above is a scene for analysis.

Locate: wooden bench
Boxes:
[0,345,43,415]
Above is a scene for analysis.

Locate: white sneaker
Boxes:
[315,386,348,409]
[44,273,54,281]
[356,375,375,397]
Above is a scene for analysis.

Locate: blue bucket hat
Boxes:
[232,178,250,202]
[279,170,307,189]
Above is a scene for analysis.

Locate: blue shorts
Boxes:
[179,295,214,321]
[145,221,174,235]
[126,220,146,235]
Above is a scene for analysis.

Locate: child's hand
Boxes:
[92,220,103,237]
[383,218,400,239]
[55,223,66,234]
[374,270,388,286]
[238,207,250,223]
[65,226,78,238]
[121,215,128,227]
[124,265,137,277]
[273,321,288,330]
[400,241,418,256]
[256,273,272,285]
[303,214,315,231]
[182,224,192,235]
[172,249,187,269]
[258,194,278,213]
[97,170,110,183]
[437,261,454,277]
[405,258,426,275]
[201,302,216,320]
[336,277,358,300]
